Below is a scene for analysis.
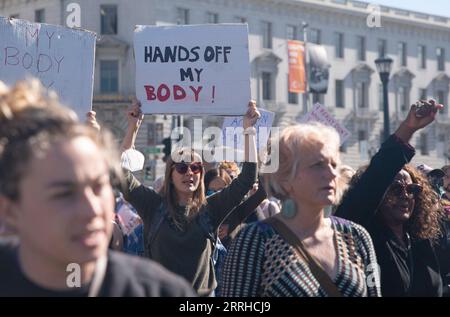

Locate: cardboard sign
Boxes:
[222,109,275,151]
[0,17,96,119]
[299,103,351,144]
[134,24,251,115]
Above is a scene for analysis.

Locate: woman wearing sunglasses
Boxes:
[336,100,445,297]
[121,100,260,296]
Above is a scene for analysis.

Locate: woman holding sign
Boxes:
[121,100,260,296]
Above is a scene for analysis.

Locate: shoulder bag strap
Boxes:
[265,217,342,297]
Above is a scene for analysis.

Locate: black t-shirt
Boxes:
[0,239,195,297]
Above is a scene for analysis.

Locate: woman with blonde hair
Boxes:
[220,122,380,297]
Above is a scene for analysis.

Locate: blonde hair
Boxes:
[335,165,356,203]
[269,122,341,200]
[0,79,122,201]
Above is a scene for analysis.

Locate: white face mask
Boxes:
[121,149,145,172]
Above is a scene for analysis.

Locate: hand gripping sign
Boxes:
[134,24,251,115]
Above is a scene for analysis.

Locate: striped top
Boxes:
[219,216,381,297]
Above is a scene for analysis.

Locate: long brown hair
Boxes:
[161,148,206,230]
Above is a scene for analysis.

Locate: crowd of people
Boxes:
[0,79,449,297]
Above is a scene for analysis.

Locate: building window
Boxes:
[287,75,298,104]
[286,25,298,40]
[100,60,118,94]
[312,93,324,105]
[418,45,426,69]
[234,16,247,23]
[398,87,409,112]
[437,134,446,157]
[378,39,387,57]
[262,72,272,100]
[357,36,366,61]
[378,84,383,111]
[419,88,427,100]
[398,42,407,67]
[357,82,368,108]
[437,47,445,71]
[358,130,368,159]
[206,12,219,24]
[335,80,344,108]
[261,21,272,49]
[310,28,321,44]
[358,130,367,141]
[176,8,189,25]
[100,5,117,35]
[147,123,164,146]
[35,9,45,23]
[437,90,448,114]
[334,32,344,58]
[420,133,429,155]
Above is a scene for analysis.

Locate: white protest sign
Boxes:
[222,109,275,151]
[134,24,251,115]
[0,17,96,119]
[299,103,351,145]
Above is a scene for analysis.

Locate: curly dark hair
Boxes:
[402,165,443,240]
[348,164,443,240]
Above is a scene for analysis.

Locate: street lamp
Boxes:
[375,57,393,142]
[301,21,310,113]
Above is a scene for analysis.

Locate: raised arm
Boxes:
[119,100,162,217]
[85,107,161,218]
[223,180,267,233]
[121,99,144,152]
[206,101,259,228]
[335,100,444,226]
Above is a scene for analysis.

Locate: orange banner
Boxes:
[287,40,306,93]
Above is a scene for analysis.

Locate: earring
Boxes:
[281,199,297,219]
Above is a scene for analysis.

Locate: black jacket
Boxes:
[335,135,442,297]
[0,239,195,297]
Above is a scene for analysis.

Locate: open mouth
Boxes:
[394,202,411,212]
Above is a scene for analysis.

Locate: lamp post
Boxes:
[301,21,310,113]
[375,57,393,142]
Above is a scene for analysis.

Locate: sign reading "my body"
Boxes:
[0,17,96,119]
[134,24,251,115]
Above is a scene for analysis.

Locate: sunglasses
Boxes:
[173,162,203,175]
[388,181,423,197]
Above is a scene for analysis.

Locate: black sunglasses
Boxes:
[173,162,202,174]
[388,181,423,197]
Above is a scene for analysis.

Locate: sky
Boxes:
[367,0,450,18]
